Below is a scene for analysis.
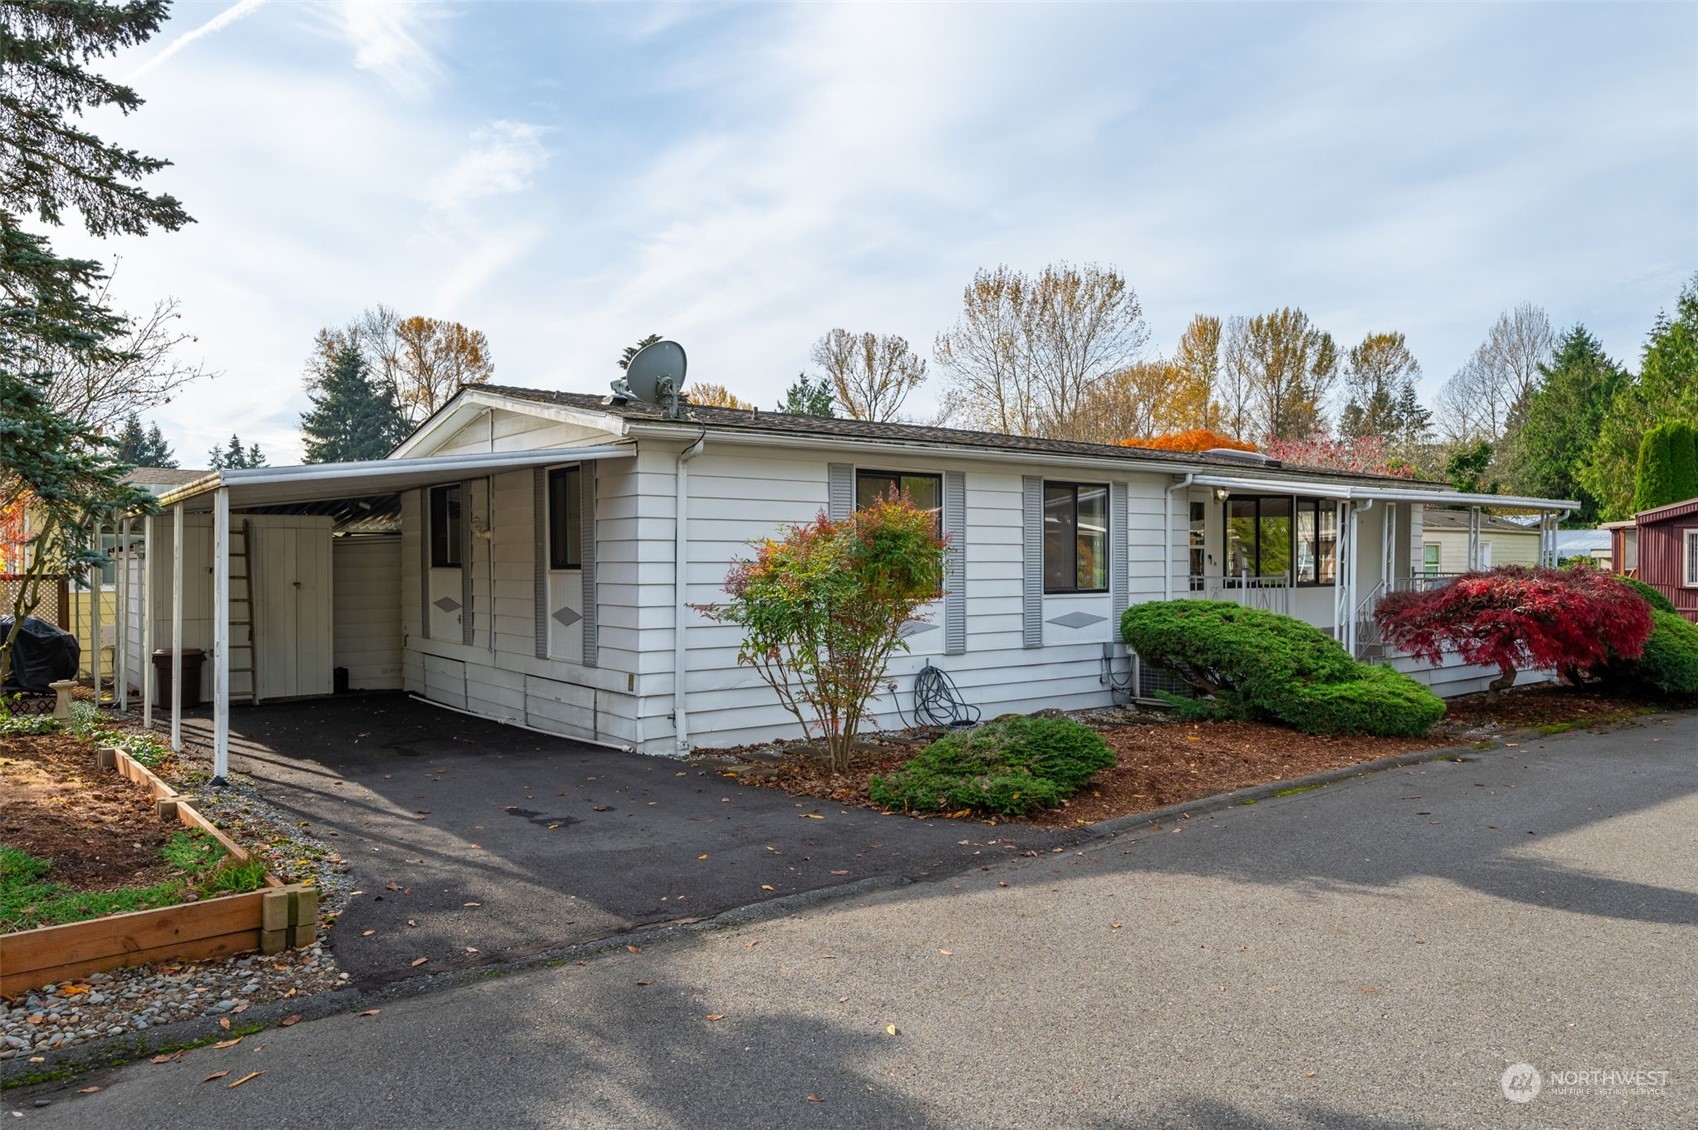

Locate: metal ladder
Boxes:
[226,519,262,704]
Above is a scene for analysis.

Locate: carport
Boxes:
[123,445,633,784]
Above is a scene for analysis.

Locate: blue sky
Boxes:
[61,1,1698,464]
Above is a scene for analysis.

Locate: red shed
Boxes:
[1614,497,1698,622]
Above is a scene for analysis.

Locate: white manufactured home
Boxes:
[102,386,1576,779]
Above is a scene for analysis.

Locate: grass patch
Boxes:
[1536,721,1579,736]
[0,830,263,932]
[1272,783,1325,798]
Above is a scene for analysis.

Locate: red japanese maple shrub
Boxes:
[1374,565,1653,692]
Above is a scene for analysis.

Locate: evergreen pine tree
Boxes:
[300,342,410,462]
[208,435,267,470]
[114,411,177,466]
[1498,326,1623,524]
[778,372,834,417]
[1633,423,1682,512]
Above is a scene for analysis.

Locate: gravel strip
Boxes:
[0,713,354,1061]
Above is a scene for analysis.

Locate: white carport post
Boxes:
[212,487,231,785]
[1467,506,1481,571]
[116,517,129,711]
[89,518,103,704]
[170,503,184,753]
[141,514,154,730]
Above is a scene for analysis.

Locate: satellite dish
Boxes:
[615,340,688,418]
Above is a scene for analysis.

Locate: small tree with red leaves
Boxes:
[1374,565,1653,693]
[697,494,947,771]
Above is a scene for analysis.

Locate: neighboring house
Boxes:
[1416,509,1544,574]
[1609,498,1698,622]
[1554,528,1612,569]
[110,385,1575,774]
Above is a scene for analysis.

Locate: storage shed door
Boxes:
[253,524,334,699]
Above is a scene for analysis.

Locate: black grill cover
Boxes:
[0,616,80,694]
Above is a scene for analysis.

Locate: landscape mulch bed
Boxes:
[717,684,1672,828]
[0,731,175,890]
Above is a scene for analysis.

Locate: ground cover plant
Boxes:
[1120,600,1444,736]
[868,715,1114,816]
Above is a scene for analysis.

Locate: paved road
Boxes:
[171,695,1079,981]
[13,713,1697,1128]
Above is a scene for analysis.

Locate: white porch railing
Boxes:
[1187,573,1293,616]
[1353,573,1468,658]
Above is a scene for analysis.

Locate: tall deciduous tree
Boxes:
[1577,276,1698,520]
[1339,331,1427,441]
[684,383,751,410]
[392,316,493,421]
[810,328,927,422]
[778,372,834,416]
[207,435,266,470]
[1434,304,1555,443]
[1497,326,1624,523]
[934,262,1148,437]
[1168,315,1224,432]
[1221,308,1338,442]
[1072,360,1175,445]
[115,411,175,467]
[300,343,409,463]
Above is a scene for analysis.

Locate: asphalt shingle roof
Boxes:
[483,385,1430,486]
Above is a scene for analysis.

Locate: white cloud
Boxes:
[423,121,551,211]
[317,0,445,99]
[128,0,270,80]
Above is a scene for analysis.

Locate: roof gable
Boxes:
[391,388,626,459]
[1636,497,1698,525]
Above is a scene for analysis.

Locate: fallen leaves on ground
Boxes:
[201,1071,229,1083]
[227,1072,262,1089]
[213,1037,241,1049]
[279,1015,301,1027]
[410,957,428,967]
[705,1014,725,1022]
[358,1009,382,1017]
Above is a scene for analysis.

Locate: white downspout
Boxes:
[674,433,706,753]
[1164,474,1195,601]
[142,514,154,730]
[116,517,129,711]
[90,519,103,703]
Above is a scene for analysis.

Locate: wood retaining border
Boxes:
[0,746,309,998]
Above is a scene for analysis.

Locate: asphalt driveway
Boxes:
[22,710,1697,1127]
[173,695,1080,982]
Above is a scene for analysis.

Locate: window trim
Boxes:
[547,465,583,571]
[854,469,944,535]
[1423,542,1442,575]
[429,484,464,569]
[1042,480,1110,595]
[1685,528,1698,588]
[1291,498,1338,587]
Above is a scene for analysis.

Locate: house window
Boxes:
[1188,501,1206,590]
[548,467,582,570]
[1043,482,1108,594]
[1224,496,1292,580]
[1686,529,1698,587]
[855,470,942,533]
[429,484,463,568]
[1293,500,1338,585]
[1423,543,1441,575]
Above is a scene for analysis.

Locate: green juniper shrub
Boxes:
[869,715,1114,817]
[1278,664,1448,737]
[1616,575,1678,614]
[1121,600,1444,737]
[1599,610,1698,698]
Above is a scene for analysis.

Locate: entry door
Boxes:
[255,526,333,699]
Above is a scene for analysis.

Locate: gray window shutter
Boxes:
[533,468,548,659]
[1022,476,1043,649]
[1110,480,1129,632]
[461,481,475,646]
[418,488,431,641]
[580,463,597,667]
[827,463,854,520]
[944,471,966,655]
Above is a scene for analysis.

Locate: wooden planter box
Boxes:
[0,747,312,998]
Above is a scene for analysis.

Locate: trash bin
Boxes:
[151,648,205,709]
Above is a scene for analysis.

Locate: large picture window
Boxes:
[429,484,463,569]
[1225,496,1292,580]
[1293,499,1338,585]
[855,470,942,533]
[548,466,582,570]
[1043,482,1108,594]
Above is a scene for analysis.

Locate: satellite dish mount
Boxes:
[611,340,688,421]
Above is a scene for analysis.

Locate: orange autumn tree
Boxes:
[1117,429,1256,453]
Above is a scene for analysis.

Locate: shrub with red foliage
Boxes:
[1374,565,1653,692]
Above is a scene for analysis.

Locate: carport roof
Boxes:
[153,444,636,511]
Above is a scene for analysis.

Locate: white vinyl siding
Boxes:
[333,536,403,691]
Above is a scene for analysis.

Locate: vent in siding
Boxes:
[1022,475,1043,649]
[580,462,597,667]
[827,463,854,521]
[533,468,548,659]
[944,470,966,655]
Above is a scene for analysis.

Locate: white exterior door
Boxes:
[254,524,333,699]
